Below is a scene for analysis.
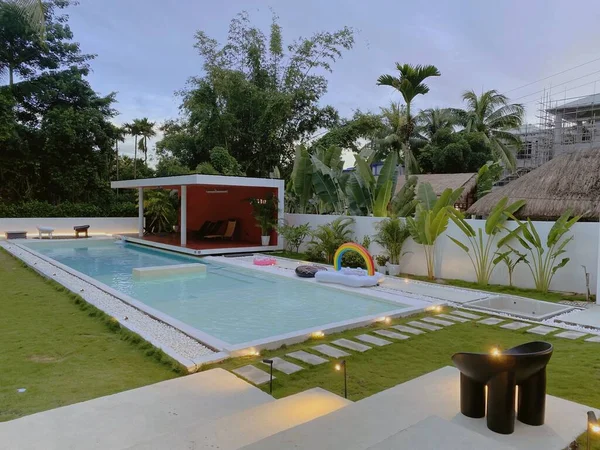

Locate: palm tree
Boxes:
[125,120,142,179]
[377,63,441,178]
[457,90,524,171]
[112,125,126,182]
[415,108,456,143]
[136,118,156,164]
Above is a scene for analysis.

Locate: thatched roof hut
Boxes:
[467,148,600,220]
[396,173,478,211]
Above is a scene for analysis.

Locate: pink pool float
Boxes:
[253,256,277,266]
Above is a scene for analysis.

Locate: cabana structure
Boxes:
[111,175,285,256]
[396,173,478,211]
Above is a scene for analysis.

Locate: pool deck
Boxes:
[557,305,600,329]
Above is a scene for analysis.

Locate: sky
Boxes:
[65,0,600,166]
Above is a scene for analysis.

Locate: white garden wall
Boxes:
[0,217,139,236]
[285,213,600,296]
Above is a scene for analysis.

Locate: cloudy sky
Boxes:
[66,0,600,165]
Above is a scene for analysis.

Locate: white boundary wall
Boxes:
[0,217,139,236]
[285,213,600,296]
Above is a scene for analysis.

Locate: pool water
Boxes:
[23,240,407,345]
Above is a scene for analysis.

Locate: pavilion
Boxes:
[111,174,285,256]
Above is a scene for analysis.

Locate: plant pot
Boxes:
[386,263,401,276]
[261,235,271,246]
[376,264,388,275]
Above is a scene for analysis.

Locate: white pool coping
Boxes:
[6,239,436,360]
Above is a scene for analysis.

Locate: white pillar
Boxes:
[180,185,187,247]
[138,187,144,237]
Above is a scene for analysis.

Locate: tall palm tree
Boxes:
[377,63,440,178]
[112,125,126,182]
[458,90,524,171]
[136,118,156,164]
[414,108,456,143]
[125,120,142,179]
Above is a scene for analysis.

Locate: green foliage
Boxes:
[448,197,526,285]
[375,254,389,267]
[277,222,311,253]
[498,253,526,287]
[308,217,355,264]
[406,183,463,279]
[340,235,372,269]
[155,155,191,177]
[0,200,137,217]
[157,11,354,177]
[390,175,418,217]
[144,190,178,234]
[374,216,410,264]
[247,193,279,235]
[505,210,581,292]
[475,161,503,199]
[310,149,347,214]
[312,110,384,153]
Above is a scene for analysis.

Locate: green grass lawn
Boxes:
[206,311,600,447]
[0,249,181,422]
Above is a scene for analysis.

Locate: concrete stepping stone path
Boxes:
[437,313,469,323]
[408,321,442,331]
[332,338,372,352]
[232,365,274,385]
[374,329,410,340]
[585,336,600,343]
[500,321,531,330]
[312,344,350,358]
[451,311,482,320]
[527,325,558,336]
[355,334,392,347]
[554,331,588,340]
[479,317,504,325]
[421,317,455,326]
[286,350,328,365]
[392,325,426,335]
[261,357,303,375]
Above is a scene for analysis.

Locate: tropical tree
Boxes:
[456,90,524,171]
[377,63,441,178]
[406,183,463,279]
[125,120,142,178]
[414,108,456,144]
[111,125,126,182]
[0,0,44,36]
[136,117,156,164]
[448,197,526,285]
[144,189,178,234]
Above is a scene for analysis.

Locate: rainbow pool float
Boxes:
[315,242,383,287]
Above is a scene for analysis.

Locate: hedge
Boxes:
[0,201,137,218]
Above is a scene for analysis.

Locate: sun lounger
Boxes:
[205,220,236,240]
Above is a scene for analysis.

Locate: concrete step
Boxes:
[0,369,273,450]
[128,388,351,450]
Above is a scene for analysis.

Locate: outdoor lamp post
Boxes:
[587,411,600,450]
[263,359,274,394]
[335,360,347,399]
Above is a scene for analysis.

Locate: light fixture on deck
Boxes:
[335,360,347,399]
[263,359,274,394]
[588,411,600,449]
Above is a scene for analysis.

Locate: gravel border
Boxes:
[1,241,216,372]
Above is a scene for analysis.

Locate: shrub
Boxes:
[277,222,311,253]
[308,217,355,264]
[374,216,410,265]
[0,201,137,218]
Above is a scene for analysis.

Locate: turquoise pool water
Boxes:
[23,240,407,345]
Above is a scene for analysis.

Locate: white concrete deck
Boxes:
[558,305,600,329]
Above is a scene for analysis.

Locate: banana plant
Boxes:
[390,175,418,217]
[346,151,398,216]
[406,183,463,279]
[291,145,313,213]
[448,197,525,285]
[310,154,346,214]
[504,210,581,292]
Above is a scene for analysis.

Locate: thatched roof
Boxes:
[467,148,600,220]
[396,173,477,204]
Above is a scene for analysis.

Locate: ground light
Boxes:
[587,411,600,450]
[263,359,274,394]
[335,360,347,399]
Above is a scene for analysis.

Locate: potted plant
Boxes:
[374,216,410,276]
[375,255,389,275]
[247,193,279,246]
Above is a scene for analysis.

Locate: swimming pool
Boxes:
[22,240,412,348]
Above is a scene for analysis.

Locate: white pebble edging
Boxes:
[1,242,215,372]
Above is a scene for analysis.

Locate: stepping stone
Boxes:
[527,325,558,336]
[585,336,600,343]
[555,331,588,340]
[355,334,392,346]
[374,329,410,340]
[261,357,303,375]
[437,313,469,323]
[500,321,531,330]
[332,338,371,352]
[286,350,328,365]
[408,321,441,331]
[312,344,350,358]
[392,325,425,335]
[232,365,274,385]
[479,317,504,325]
[422,317,454,326]
[451,311,482,320]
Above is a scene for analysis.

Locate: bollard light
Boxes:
[335,360,347,399]
[263,359,274,394]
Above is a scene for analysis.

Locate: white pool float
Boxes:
[315,267,383,287]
